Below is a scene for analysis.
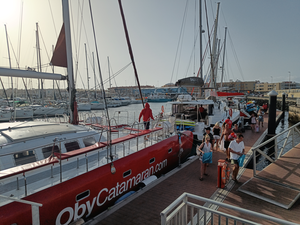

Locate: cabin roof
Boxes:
[170,99,215,105]
[0,121,90,145]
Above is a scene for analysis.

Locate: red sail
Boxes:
[50,24,67,68]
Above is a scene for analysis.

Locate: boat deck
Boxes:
[85,112,300,225]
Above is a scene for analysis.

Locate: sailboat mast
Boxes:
[199,0,203,80]
[220,27,227,89]
[108,56,111,91]
[62,0,77,124]
[4,24,13,100]
[209,2,220,89]
[84,43,90,102]
[36,23,44,106]
[93,52,96,99]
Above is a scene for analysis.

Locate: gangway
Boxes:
[238,121,300,209]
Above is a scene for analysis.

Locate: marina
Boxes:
[0,0,300,224]
[85,111,300,225]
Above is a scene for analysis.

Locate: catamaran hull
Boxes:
[0,131,193,225]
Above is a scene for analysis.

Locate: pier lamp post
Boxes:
[288,71,291,92]
[268,90,278,136]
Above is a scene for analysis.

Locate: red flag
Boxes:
[50,24,67,68]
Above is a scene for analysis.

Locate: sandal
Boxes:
[204,173,209,176]
[199,178,203,181]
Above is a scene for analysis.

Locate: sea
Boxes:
[77,102,172,125]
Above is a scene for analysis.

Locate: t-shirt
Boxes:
[229,140,244,160]
[224,119,232,129]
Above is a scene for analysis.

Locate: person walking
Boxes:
[224,116,232,129]
[250,113,257,132]
[197,134,213,181]
[139,103,154,140]
[212,122,221,150]
[221,123,231,162]
[257,109,264,128]
[229,134,245,182]
[202,127,214,146]
[139,102,154,130]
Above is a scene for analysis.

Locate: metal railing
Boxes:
[0,195,42,225]
[251,121,300,176]
[0,127,171,200]
[161,192,297,225]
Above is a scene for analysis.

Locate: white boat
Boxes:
[147,92,173,102]
[77,102,92,111]
[91,101,105,110]
[167,94,240,141]
[31,104,66,116]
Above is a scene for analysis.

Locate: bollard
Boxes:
[267,90,278,135]
[282,92,286,112]
[217,159,226,188]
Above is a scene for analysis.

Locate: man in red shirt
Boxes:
[224,116,232,129]
[139,102,154,130]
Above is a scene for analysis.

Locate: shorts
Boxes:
[213,135,220,140]
[231,159,239,165]
[258,116,263,122]
[144,121,150,130]
[224,140,230,149]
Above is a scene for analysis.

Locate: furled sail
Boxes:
[175,77,204,87]
[50,24,67,68]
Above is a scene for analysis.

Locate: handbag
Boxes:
[196,144,204,155]
[237,154,245,167]
[202,152,212,163]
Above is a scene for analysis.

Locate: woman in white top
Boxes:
[197,134,213,181]
[229,134,245,182]
[250,113,257,132]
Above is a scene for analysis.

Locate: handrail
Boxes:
[252,121,300,150]
[251,121,300,176]
[0,195,42,225]
[161,192,297,225]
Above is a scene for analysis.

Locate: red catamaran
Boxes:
[0,1,193,224]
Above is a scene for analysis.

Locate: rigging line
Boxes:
[47,0,58,38]
[204,0,214,83]
[170,0,190,83]
[92,62,132,90]
[193,0,197,76]
[69,0,80,86]
[17,0,23,64]
[174,0,189,82]
[118,0,144,107]
[88,0,112,159]
[228,30,244,81]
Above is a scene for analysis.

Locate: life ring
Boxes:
[221,162,231,184]
[229,108,233,117]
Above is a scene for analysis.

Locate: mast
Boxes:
[220,27,227,89]
[93,52,96,99]
[36,23,44,105]
[108,56,111,91]
[209,2,220,89]
[62,0,77,124]
[199,0,203,80]
[84,43,90,102]
[4,24,13,100]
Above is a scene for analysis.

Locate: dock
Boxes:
[85,111,300,225]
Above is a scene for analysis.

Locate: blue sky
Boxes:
[0,0,299,91]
